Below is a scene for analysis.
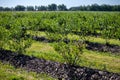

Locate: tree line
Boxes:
[69,4,120,11]
[0,3,120,11]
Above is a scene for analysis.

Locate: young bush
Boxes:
[54,41,85,65]
[0,25,32,54]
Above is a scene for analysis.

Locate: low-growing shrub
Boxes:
[54,40,85,65]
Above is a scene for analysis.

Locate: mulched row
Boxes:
[32,36,120,54]
[86,41,120,54]
[0,49,120,80]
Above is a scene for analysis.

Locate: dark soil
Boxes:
[0,49,120,80]
[32,36,120,54]
[86,41,120,55]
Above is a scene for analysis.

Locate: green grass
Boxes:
[25,41,120,73]
[27,30,47,37]
[27,30,120,46]
[87,36,120,46]
[26,41,64,63]
[0,61,57,80]
[80,50,120,73]
[67,33,120,46]
[26,30,120,73]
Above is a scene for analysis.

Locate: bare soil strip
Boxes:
[33,36,120,54]
[0,49,120,80]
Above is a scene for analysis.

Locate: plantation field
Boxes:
[26,41,120,73]
[0,11,120,79]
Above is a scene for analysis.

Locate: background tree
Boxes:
[0,7,4,11]
[48,4,57,11]
[58,4,67,11]
[4,7,12,11]
[34,5,38,11]
[38,6,47,11]
[0,4,120,11]
[80,6,87,11]
[26,6,34,11]
[69,4,120,11]
[15,5,25,11]
[100,4,111,11]
[90,4,100,11]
